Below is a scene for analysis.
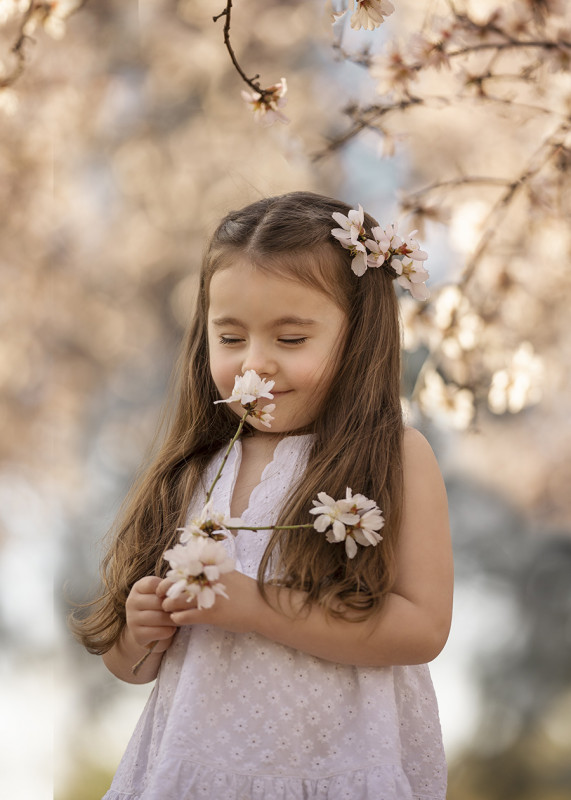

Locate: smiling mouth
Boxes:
[271,390,291,397]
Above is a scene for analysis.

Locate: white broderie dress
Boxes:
[103,435,447,800]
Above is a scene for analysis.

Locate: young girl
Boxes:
[72,191,453,799]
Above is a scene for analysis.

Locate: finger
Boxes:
[133,609,175,627]
[128,593,166,613]
[135,576,162,594]
[156,578,175,598]
[139,625,178,641]
[162,594,197,613]
[169,609,203,626]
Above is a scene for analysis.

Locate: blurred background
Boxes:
[0,1,570,798]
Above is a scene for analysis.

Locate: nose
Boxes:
[241,341,277,378]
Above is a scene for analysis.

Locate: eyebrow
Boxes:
[211,316,317,328]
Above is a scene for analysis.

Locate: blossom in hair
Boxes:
[331,204,366,248]
[241,79,289,127]
[332,211,430,297]
[331,205,369,276]
[391,257,430,301]
[399,230,429,264]
[364,228,392,269]
[380,225,430,300]
[350,0,395,31]
[178,500,245,543]
[214,370,275,408]
[310,487,384,559]
[163,537,235,610]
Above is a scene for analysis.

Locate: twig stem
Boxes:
[213,1,270,98]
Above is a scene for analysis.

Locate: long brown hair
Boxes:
[70,191,404,654]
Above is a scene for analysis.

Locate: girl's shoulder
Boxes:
[402,426,445,486]
[403,425,436,458]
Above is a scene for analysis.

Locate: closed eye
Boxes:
[279,337,308,345]
[219,336,244,345]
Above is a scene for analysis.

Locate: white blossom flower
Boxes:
[488,342,544,415]
[331,205,366,248]
[344,487,384,547]
[419,369,474,430]
[391,255,430,300]
[399,230,428,264]
[249,403,276,428]
[310,488,384,558]
[353,508,385,546]
[350,0,395,31]
[364,228,391,269]
[370,44,417,99]
[178,500,244,542]
[348,246,369,276]
[163,536,235,610]
[408,17,459,70]
[241,78,289,127]
[331,206,369,275]
[310,492,360,541]
[214,369,275,408]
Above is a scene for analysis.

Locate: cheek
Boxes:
[208,345,234,391]
[294,352,339,392]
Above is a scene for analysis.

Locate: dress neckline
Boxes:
[227,434,314,521]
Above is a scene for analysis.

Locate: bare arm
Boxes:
[102,576,178,684]
[160,429,453,667]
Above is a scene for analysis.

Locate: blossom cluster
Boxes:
[241,78,289,127]
[369,7,571,101]
[179,500,244,542]
[310,488,385,559]
[163,536,235,610]
[331,205,430,299]
[215,369,276,427]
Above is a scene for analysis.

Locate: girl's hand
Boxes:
[126,576,178,653]
[157,570,260,634]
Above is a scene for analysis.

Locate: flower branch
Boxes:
[320,3,571,430]
[213,0,289,126]
[213,0,265,97]
[0,0,88,90]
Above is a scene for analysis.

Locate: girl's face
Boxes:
[207,260,348,434]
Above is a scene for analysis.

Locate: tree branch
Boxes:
[213,0,271,99]
[0,0,90,90]
[460,122,570,289]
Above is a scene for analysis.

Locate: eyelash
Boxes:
[218,337,243,345]
[218,336,307,346]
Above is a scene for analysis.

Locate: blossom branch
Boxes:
[459,122,570,289]
[317,5,570,159]
[204,408,250,505]
[0,0,89,90]
[212,0,270,100]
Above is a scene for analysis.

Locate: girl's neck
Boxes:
[240,430,284,459]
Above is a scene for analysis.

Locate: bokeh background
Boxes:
[0,1,570,798]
